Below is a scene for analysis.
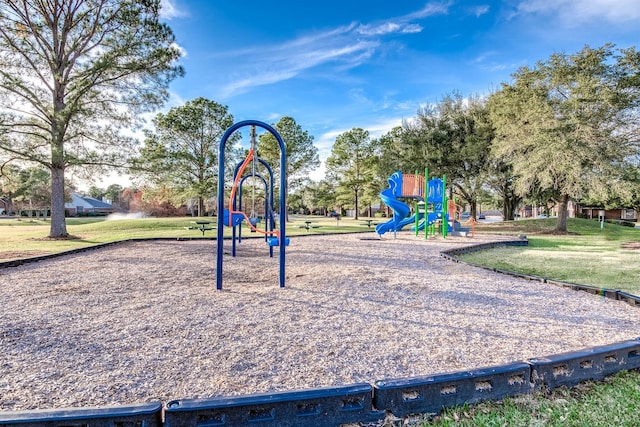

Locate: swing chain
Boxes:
[250,125,257,219]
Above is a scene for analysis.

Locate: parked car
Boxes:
[478,213,486,220]
[328,211,340,218]
[460,212,470,219]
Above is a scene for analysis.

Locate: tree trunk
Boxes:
[49,166,68,237]
[49,72,68,237]
[354,188,359,220]
[198,196,204,216]
[502,193,519,221]
[555,194,569,232]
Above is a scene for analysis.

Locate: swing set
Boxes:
[216,120,288,290]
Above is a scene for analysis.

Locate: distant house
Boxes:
[0,198,9,215]
[577,205,638,222]
[65,193,114,216]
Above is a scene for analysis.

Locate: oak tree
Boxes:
[326,128,377,219]
[489,44,640,232]
[136,98,239,216]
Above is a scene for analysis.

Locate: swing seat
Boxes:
[223,210,245,226]
[267,237,290,247]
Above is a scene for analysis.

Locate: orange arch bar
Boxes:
[228,149,255,226]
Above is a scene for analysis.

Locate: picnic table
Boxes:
[361,219,378,228]
[298,220,320,231]
[185,220,216,236]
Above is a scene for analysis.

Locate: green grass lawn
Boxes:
[0,214,376,260]
[462,218,640,294]
[428,369,640,426]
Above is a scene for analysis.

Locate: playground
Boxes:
[2,232,640,412]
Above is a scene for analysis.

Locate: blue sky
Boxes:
[155,0,640,181]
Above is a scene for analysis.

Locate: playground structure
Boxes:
[375,169,452,238]
[216,120,288,290]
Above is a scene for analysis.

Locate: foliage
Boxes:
[138,185,187,216]
[0,163,75,214]
[325,128,377,219]
[0,0,184,237]
[0,162,20,213]
[488,44,640,232]
[289,180,329,215]
[87,185,105,200]
[135,97,239,216]
[257,116,320,215]
[11,166,51,211]
[376,126,406,180]
[105,184,124,207]
[311,179,337,215]
[395,93,494,218]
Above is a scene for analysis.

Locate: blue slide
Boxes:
[375,172,411,236]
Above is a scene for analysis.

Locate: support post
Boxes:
[442,174,448,238]
[414,200,419,236]
[424,167,429,240]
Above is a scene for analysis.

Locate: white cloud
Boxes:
[357,2,449,35]
[216,3,450,98]
[171,42,187,59]
[470,5,490,17]
[517,0,640,24]
[357,22,424,36]
[159,0,187,20]
[406,2,452,20]
[366,117,405,137]
[357,22,402,36]
[219,39,378,98]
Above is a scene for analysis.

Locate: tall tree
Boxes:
[8,165,52,217]
[0,0,183,237]
[401,93,493,218]
[136,98,239,216]
[376,126,405,180]
[485,161,522,221]
[257,116,319,215]
[313,179,337,216]
[488,44,640,232]
[326,128,376,219]
[104,183,123,207]
[0,161,20,215]
[87,185,105,200]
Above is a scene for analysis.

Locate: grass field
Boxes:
[459,218,640,295]
[0,214,372,261]
[430,369,640,426]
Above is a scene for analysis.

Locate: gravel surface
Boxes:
[1,232,639,412]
